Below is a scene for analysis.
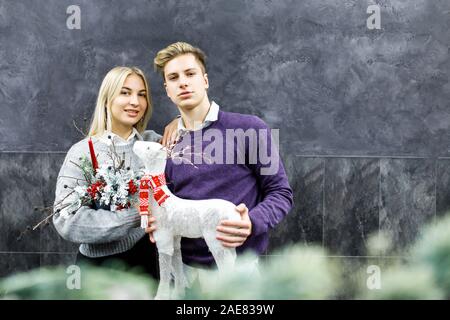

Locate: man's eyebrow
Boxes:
[166,67,198,77]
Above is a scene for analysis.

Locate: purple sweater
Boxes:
[165,110,293,267]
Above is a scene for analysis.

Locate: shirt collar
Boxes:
[99,127,143,145]
[177,101,219,133]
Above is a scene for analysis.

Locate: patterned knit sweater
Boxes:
[53,130,161,257]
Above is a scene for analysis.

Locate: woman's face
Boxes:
[110,73,148,130]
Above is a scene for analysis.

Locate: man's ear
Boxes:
[204,73,209,90]
[164,82,169,96]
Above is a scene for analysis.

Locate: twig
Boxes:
[69,160,93,184]
[58,175,86,182]
[72,119,87,137]
[32,203,71,230]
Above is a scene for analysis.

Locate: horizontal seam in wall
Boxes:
[295,154,430,159]
[0,151,67,154]
[0,251,77,254]
[0,152,445,159]
[262,254,409,259]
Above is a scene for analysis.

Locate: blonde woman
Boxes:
[53,66,177,279]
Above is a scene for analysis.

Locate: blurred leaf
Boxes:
[411,214,450,298]
[0,263,156,300]
[363,266,444,300]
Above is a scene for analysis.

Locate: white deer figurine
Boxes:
[133,141,241,299]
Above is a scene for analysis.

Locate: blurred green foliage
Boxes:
[185,246,340,300]
[1,213,450,300]
[0,261,156,300]
[358,213,450,299]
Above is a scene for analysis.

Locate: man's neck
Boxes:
[178,97,211,130]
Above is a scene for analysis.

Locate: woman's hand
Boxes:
[160,117,180,147]
[134,203,156,243]
[216,203,252,248]
[145,216,157,243]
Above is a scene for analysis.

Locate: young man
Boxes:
[150,42,293,275]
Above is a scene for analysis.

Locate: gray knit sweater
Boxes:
[53,130,161,257]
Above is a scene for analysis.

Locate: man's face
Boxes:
[163,53,209,110]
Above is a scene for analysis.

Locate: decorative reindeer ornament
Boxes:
[133,141,241,299]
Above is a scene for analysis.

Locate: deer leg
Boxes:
[154,234,174,300]
[155,252,172,300]
[171,236,187,299]
[203,231,237,273]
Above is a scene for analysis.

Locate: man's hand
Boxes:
[160,117,179,147]
[216,203,252,248]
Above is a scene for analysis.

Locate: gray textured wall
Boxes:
[1,0,450,296]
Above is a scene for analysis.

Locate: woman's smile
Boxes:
[124,109,140,118]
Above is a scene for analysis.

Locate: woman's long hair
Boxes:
[87,66,153,137]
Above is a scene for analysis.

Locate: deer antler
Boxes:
[162,131,212,168]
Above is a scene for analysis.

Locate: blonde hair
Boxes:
[153,42,207,77]
[87,66,153,137]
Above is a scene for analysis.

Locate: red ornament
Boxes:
[87,180,105,199]
[128,180,138,195]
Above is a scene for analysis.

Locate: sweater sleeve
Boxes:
[246,117,294,237]
[142,130,163,143]
[52,143,141,244]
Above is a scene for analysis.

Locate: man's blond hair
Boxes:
[153,42,207,78]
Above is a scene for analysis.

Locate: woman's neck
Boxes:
[111,124,133,140]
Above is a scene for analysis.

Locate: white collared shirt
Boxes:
[98,127,143,146]
[177,101,219,134]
